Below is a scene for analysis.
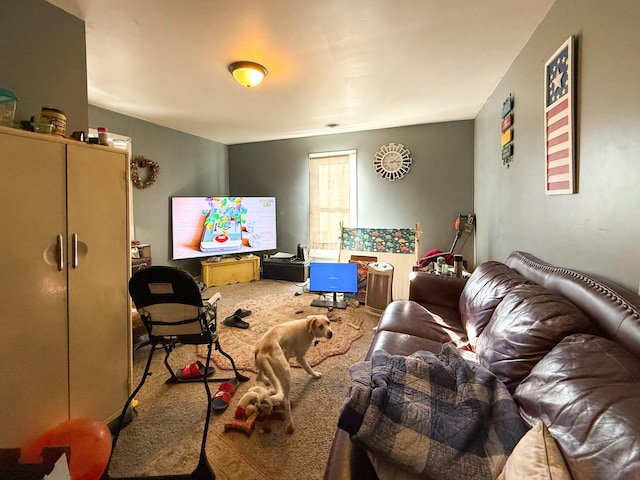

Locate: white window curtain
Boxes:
[309,150,357,258]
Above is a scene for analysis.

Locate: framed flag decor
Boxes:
[544,36,576,195]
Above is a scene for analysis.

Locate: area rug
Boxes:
[108,312,378,480]
[196,279,367,373]
[107,278,379,480]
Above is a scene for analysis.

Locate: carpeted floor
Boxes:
[107,279,378,479]
[195,279,367,373]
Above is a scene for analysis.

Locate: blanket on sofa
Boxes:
[337,344,527,480]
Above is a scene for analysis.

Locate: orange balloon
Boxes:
[22,418,112,480]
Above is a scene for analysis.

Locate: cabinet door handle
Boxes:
[72,233,78,268]
[57,234,64,271]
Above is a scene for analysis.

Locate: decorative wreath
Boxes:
[130,156,160,189]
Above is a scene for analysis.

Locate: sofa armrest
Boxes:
[409,272,467,310]
[323,429,379,480]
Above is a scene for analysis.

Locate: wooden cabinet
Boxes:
[0,126,131,447]
[201,255,260,287]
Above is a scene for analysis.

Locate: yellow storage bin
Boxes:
[201,255,260,287]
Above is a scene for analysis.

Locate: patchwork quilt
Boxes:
[338,344,527,480]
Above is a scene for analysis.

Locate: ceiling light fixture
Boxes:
[228,61,268,88]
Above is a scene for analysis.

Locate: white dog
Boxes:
[254,314,333,433]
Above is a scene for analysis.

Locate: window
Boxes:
[309,150,357,258]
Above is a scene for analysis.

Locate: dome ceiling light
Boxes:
[228,61,268,88]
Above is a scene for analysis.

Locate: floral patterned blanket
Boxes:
[341,227,416,254]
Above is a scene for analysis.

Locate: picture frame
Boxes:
[544,35,575,195]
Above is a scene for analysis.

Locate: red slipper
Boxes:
[212,379,240,413]
[175,360,215,382]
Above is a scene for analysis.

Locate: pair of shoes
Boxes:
[223,315,250,329]
[231,308,252,318]
[212,378,240,413]
[223,308,252,329]
[175,360,215,382]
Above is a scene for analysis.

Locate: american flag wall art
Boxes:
[544,36,575,195]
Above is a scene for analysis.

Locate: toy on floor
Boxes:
[236,385,276,418]
[223,411,258,436]
[224,386,293,435]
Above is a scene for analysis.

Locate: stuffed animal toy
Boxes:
[235,385,275,419]
[224,386,276,436]
[224,385,297,435]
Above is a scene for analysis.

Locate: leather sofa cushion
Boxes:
[376,300,467,346]
[365,330,446,359]
[497,421,571,480]
[476,284,597,392]
[459,261,533,348]
[409,272,467,311]
[514,334,640,480]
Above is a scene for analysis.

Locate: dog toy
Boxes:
[224,386,275,435]
[224,386,295,435]
[223,412,258,436]
[233,385,275,419]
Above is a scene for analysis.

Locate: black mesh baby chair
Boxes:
[102,266,249,480]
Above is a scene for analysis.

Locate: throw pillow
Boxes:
[497,421,571,480]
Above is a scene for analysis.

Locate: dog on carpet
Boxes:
[254,314,333,433]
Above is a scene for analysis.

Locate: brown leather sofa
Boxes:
[324,251,640,480]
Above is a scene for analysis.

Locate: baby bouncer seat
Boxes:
[102,266,249,480]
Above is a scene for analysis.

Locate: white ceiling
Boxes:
[47,0,554,145]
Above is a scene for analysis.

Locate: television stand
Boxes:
[310,292,347,309]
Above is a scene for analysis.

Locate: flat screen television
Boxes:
[309,262,358,309]
[171,196,277,260]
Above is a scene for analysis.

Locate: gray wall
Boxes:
[15,0,635,292]
[228,121,475,264]
[0,0,88,134]
[89,106,228,276]
[0,0,228,277]
[474,0,640,292]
